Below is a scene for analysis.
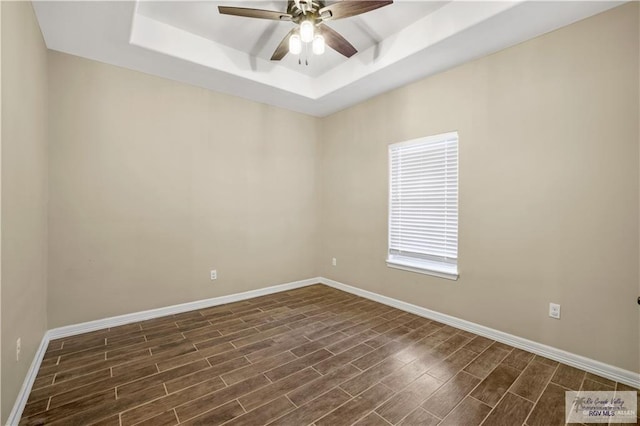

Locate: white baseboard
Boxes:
[5,277,319,426]
[47,278,319,340]
[319,277,640,389]
[5,333,49,426]
[8,276,639,425]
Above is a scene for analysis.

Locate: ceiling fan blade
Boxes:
[319,24,357,58]
[271,28,297,61]
[218,6,292,21]
[319,1,393,20]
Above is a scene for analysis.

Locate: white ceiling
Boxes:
[136,1,446,77]
[33,1,625,117]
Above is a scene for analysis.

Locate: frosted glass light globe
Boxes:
[300,20,314,43]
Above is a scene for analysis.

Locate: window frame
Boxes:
[386,131,459,281]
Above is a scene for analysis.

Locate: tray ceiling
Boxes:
[33,1,624,116]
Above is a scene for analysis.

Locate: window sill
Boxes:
[386,258,459,281]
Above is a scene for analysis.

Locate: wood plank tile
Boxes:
[398,407,440,426]
[580,378,614,391]
[288,364,361,406]
[134,410,178,426]
[510,361,555,402]
[21,398,49,419]
[48,365,158,409]
[183,319,242,338]
[268,388,351,426]
[340,356,407,396]
[352,341,407,371]
[438,396,491,426]
[551,363,585,390]
[533,355,558,367]
[111,343,196,376]
[90,414,121,426]
[397,324,438,345]
[28,368,112,404]
[175,375,270,422]
[366,335,396,350]
[45,340,64,352]
[376,373,443,424]
[239,368,321,411]
[37,357,60,374]
[463,345,510,379]
[120,377,226,425]
[221,351,297,385]
[341,316,388,337]
[256,314,307,332]
[106,333,184,359]
[326,329,379,354]
[525,383,567,426]
[53,385,166,425]
[117,359,209,398]
[489,342,513,352]
[382,352,441,392]
[482,392,533,426]
[194,328,259,350]
[353,412,391,426]
[265,349,332,382]
[20,285,613,426]
[32,375,56,391]
[291,332,348,357]
[584,372,616,387]
[470,364,520,407]
[402,317,432,330]
[245,333,312,363]
[42,354,110,377]
[232,325,291,347]
[180,400,245,426]
[501,348,535,371]
[380,325,413,342]
[225,396,295,426]
[455,330,476,339]
[22,389,117,425]
[427,348,478,382]
[431,334,472,358]
[165,357,250,394]
[201,341,269,368]
[314,344,373,375]
[53,365,111,386]
[422,372,480,419]
[316,383,395,426]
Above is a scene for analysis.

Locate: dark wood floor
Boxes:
[20,284,638,426]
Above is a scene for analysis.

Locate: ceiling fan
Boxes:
[218,1,393,62]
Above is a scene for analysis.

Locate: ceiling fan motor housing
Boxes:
[287,0,327,24]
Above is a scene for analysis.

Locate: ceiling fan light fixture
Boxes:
[312,35,325,55]
[300,20,314,43]
[289,34,302,55]
[218,0,395,61]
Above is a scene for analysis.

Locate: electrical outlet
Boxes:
[332,257,337,266]
[210,270,217,280]
[16,338,21,361]
[549,303,561,319]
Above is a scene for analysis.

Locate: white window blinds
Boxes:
[388,132,459,279]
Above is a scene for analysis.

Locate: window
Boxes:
[387,132,459,280]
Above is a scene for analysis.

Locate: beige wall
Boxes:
[318,3,640,373]
[2,5,637,419]
[1,2,49,422]
[47,52,318,328]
